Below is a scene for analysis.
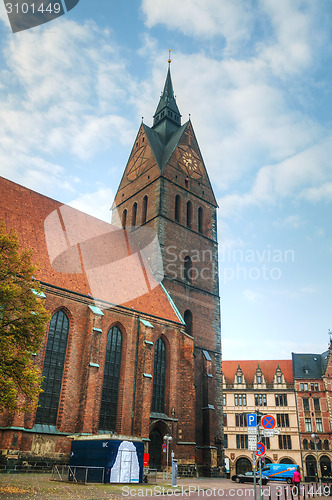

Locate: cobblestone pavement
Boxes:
[0,474,331,500]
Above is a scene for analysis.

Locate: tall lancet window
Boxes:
[35,310,69,425]
[151,338,166,413]
[99,326,122,431]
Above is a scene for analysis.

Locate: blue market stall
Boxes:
[70,439,144,483]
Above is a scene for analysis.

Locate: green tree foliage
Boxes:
[0,219,50,412]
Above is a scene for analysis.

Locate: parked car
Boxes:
[231,471,269,485]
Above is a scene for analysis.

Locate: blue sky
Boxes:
[0,0,331,360]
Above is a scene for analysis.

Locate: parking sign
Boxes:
[247,413,257,427]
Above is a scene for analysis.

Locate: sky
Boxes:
[0,0,331,361]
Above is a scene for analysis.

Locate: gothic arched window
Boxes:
[122,209,127,229]
[184,255,192,282]
[198,207,203,234]
[142,195,148,224]
[99,326,123,431]
[35,310,69,425]
[132,202,138,227]
[184,309,193,336]
[175,195,181,223]
[151,338,166,413]
[186,201,193,228]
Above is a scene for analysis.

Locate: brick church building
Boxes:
[0,63,223,475]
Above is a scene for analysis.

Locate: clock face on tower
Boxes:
[178,146,203,179]
[127,145,150,181]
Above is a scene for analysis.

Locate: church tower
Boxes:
[113,61,223,474]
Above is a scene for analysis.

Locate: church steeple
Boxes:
[152,59,182,145]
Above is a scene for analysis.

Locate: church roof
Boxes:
[152,64,182,145]
[153,65,181,119]
[143,121,188,172]
[0,176,182,324]
[222,359,294,384]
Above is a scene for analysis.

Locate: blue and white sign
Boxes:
[247,413,257,427]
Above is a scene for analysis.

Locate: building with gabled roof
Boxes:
[292,344,332,480]
[222,359,301,477]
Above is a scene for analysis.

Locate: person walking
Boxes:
[292,467,301,495]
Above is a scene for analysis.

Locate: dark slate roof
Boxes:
[143,121,188,173]
[153,66,181,119]
[292,351,329,379]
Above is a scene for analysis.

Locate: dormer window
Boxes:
[257,375,262,384]
[237,375,242,384]
[277,375,282,384]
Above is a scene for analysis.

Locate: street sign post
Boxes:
[248,435,258,451]
[261,415,276,429]
[255,442,266,457]
[263,429,274,437]
[247,413,258,451]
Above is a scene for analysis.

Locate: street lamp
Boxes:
[164,434,173,478]
[311,433,321,484]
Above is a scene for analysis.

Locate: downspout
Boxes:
[294,381,304,476]
[131,315,140,435]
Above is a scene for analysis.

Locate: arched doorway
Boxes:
[264,457,272,464]
[236,457,251,474]
[280,458,294,464]
[320,455,331,478]
[149,429,163,470]
[306,455,317,481]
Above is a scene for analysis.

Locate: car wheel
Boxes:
[235,477,241,483]
[287,478,292,484]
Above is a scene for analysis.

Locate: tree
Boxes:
[0,219,50,412]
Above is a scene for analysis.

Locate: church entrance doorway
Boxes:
[149,429,163,470]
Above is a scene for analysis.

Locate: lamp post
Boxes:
[164,434,173,478]
[311,433,321,484]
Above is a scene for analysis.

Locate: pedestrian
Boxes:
[292,466,301,495]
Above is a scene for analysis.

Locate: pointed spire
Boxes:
[152,55,182,144]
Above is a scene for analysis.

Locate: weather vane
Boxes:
[168,49,172,64]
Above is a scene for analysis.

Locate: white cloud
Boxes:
[0,18,136,196]
[259,0,319,76]
[141,0,254,53]
[300,287,317,294]
[68,188,114,223]
[300,183,332,203]
[243,289,264,302]
[220,135,332,217]
[274,215,305,229]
